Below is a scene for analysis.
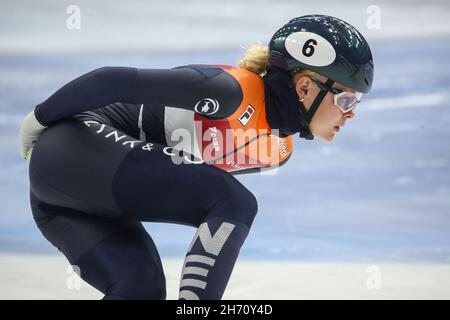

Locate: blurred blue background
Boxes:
[1,0,450,262]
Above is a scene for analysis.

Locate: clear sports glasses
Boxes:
[312,79,362,113]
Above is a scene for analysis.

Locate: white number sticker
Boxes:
[285,31,336,67]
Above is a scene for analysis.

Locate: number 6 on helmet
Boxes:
[268,15,374,94]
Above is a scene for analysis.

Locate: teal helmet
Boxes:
[268,15,374,93]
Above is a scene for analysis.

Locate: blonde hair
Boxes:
[238,43,321,83]
[238,43,270,75]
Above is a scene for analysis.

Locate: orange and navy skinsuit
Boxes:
[29,64,296,300]
[35,64,294,175]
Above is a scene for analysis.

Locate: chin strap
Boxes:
[297,79,334,140]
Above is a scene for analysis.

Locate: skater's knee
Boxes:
[209,180,258,228]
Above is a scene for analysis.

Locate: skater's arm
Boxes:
[35,67,139,126]
[35,65,241,126]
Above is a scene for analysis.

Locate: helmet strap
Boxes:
[297,102,314,140]
[297,79,334,140]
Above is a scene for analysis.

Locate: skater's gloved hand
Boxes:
[19,108,47,160]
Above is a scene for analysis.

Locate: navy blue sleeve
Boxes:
[35,67,138,126]
[35,65,243,126]
[135,66,243,119]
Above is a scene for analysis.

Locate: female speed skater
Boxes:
[19,15,374,300]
